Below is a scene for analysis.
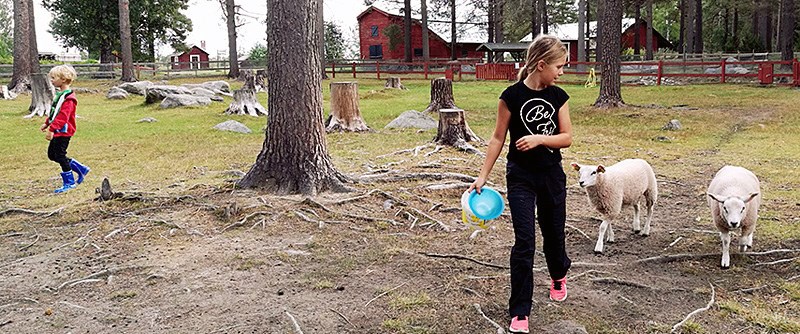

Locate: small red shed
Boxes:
[357,6,485,61]
[170,45,210,70]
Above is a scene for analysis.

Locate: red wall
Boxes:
[358,9,483,61]
[172,46,210,69]
[621,24,661,51]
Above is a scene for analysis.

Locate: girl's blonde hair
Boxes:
[49,64,77,84]
[517,35,567,81]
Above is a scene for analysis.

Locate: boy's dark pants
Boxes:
[506,161,571,317]
[48,136,72,172]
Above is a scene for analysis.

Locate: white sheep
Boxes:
[706,165,761,269]
[571,159,658,253]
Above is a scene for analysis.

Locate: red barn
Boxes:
[170,45,210,70]
[357,6,485,61]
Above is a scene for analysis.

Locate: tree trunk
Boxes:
[531,0,540,39]
[422,0,430,61]
[225,89,267,117]
[385,77,407,90]
[25,73,55,118]
[422,77,457,113]
[255,69,267,92]
[539,0,547,34]
[238,0,348,195]
[27,0,39,75]
[404,0,412,62]
[678,0,685,53]
[779,0,795,69]
[577,0,586,70]
[645,0,653,60]
[684,0,695,56]
[450,0,456,60]
[487,0,494,61]
[732,7,739,50]
[325,82,370,132]
[586,0,591,60]
[10,0,33,93]
[694,0,702,53]
[226,0,240,78]
[593,0,624,108]
[633,0,641,56]
[595,0,604,63]
[318,0,327,79]
[722,7,729,50]
[434,109,481,154]
[493,0,504,62]
[119,0,136,82]
[1,85,18,100]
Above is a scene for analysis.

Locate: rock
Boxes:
[190,87,224,101]
[654,135,672,142]
[662,119,682,131]
[145,85,194,104]
[118,81,153,95]
[541,320,588,334]
[202,81,231,93]
[72,87,100,94]
[159,94,212,109]
[137,117,158,123]
[106,87,129,100]
[213,120,252,134]
[384,110,438,129]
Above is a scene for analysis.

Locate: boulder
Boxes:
[118,81,154,95]
[145,85,193,104]
[159,94,212,109]
[213,120,252,134]
[384,110,438,130]
[190,87,224,102]
[106,87,129,100]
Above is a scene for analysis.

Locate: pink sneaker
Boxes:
[508,315,529,333]
[550,277,568,301]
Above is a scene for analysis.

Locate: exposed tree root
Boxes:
[364,282,406,307]
[284,310,304,334]
[671,282,715,333]
[591,277,655,290]
[421,252,508,270]
[358,172,476,183]
[0,207,64,218]
[473,303,506,334]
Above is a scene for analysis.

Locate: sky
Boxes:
[34,0,372,58]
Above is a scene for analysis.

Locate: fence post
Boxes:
[794,58,800,86]
[352,62,356,78]
[424,62,429,80]
[376,61,381,80]
[331,62,336,79]
[720,58,726,84]
[657,60,663,86]
[458,64,462,81]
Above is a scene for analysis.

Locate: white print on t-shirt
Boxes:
[519,98,556,135]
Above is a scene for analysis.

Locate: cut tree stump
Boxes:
[434,108,482,154]
[255,69,267,92]
[25,74,55,119]
[326,82,370,132]
[384,77,407,90]
[225,71,267,116]
[422,77,457,113]
[1,85,17,100]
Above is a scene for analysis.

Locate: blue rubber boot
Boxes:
[69,159,91,184]
[54,171,77,193]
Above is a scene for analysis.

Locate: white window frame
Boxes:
[190,54,200,69]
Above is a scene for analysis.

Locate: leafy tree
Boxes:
[324,21,346,60]
[383,24,403,51]
[248,43,267,64]
[43,0,192,62]
[0,0,11,62]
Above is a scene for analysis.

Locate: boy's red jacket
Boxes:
[45,92,78,137]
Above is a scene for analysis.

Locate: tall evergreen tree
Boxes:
[594,0,624,108]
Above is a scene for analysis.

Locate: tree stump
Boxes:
[1,85,17,100]
[422,77,457,113]
[434,108,482,154]
[224,89,267,116]
[255,69,267,92]
[325,82,370,132]
[384,77,406,90]
[25,73,55,119]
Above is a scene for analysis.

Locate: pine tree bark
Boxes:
[434,109,482,154]
[326,82,370,132]
[318,0,327,79]
[531,0,540,38]
[450,0,456,60]
[422,78,457,113]
[404,0,412,62]
[779,0,796,69]
[385,77,406,90]
[493,0,504,62]
[645,0,653,60]
[684,0,695,55]
[10,0,33,93]
[238,0,348,195]
[633,1,641,56]
[421,0,430,61]
[226,0,240,78]
[593,0,625,108]
[677,0,685,53]
[25,73,55,118]
[577,0,586,70]
[694,0,703,53]
[119,0,136,82]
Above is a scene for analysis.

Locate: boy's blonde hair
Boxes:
[49,64,77,84]
[517,35,568,81]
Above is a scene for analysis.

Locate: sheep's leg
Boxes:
[642,203,653,236]
[739,233,753,252]
[595,220,610,253]
[720,231,731,269]
[632,203,641,233]
[606,222,615,243]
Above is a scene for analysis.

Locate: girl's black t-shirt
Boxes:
[499,81,570,170]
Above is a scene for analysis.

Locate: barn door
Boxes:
[190,55,200,69]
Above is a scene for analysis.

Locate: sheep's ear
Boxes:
[707,192,725,203]
[596,165,606,173]
[742,192,759,203]
[570,162,580,171]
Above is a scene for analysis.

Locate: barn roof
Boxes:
[519,18,674,50]
[357,6,487,44]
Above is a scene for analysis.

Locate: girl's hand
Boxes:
[40,123,48,132]
[515,135,545,151]
[45,131,54,141]
[468,176,486,194]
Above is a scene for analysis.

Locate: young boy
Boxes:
[41,64,90,193]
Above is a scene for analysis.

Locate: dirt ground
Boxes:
[1,117,799,333]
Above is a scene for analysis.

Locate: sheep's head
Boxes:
[708,192,759,229]
[571,163,606,187]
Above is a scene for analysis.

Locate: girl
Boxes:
[467,35,573,333]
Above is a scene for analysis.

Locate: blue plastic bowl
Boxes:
[468,187,505,220]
